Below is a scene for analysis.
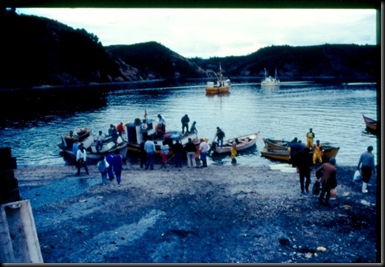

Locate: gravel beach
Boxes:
[13,162,380,263]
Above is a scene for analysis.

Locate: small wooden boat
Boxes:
[60,128,93,150]
[205,63,231,94]
[209,132,259,154]
[58,128,128,163]
[88,135,128,161]
[260,149,290,162]
[261,138,340,163]
[362,114,378,134]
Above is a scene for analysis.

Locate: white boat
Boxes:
[261,68,280,87]
[205,63,231,94]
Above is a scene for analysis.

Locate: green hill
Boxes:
[0,10,379,89]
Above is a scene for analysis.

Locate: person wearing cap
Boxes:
[357,145,375,193]
[316,157,337,206]
[306,128,315,148]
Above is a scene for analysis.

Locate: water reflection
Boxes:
[0,87,108,128]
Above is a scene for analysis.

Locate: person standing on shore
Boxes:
[231,143,237,165]
[185,138,197,168]
[72,140,80,156]
[357,145,375,193]
[160,140,170,168]
[316,157,337,206]
[139,141,146,169]
[97,155,109,185]
[173,140,184,168]
[144,138,156,170]
[288,137,301,168]
[297,147,312,193]
[199,138,209,167]
[105,153,115,181]
[112,150,123,186]
[76,145,89,175]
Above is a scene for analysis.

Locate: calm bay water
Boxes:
[0,81,379,167]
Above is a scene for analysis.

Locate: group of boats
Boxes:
[57,117,260,164]
[205,66,280,95]
[58,118,343,166]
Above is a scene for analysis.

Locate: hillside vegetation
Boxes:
[0,10,379,89]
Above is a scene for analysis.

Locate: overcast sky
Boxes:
[17,8,377,59]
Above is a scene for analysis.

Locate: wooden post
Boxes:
[0,147,43,263]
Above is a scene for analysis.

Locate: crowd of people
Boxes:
[73,120,376,204]
[287,128,376,206]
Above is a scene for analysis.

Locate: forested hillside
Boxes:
[0,10,379,89]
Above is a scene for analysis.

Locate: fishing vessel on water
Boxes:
[205,63,231,94]
[261,68,280,87]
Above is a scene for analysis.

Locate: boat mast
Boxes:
[219,63,223,86]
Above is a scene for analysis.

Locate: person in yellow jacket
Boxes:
[306,128,315,148]
[231,141,238,165]
[313,139,323,165]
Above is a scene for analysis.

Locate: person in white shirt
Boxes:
[76,145,89,175]
[144,139,156,170]
[199,139,209,167]
[95,131,105,152]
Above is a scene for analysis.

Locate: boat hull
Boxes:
[212,132,259,154]
[362,115,378,134]
[205,85,230,94]
[260,147,340,163]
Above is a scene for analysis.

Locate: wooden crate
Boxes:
[0,200,43,263]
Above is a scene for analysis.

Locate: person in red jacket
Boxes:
[116,122,125,136]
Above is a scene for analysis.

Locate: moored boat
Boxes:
[58,128,129,163]
[261,138,340,163]
[209,132,259,155]
[261,68,280,87]
[205,63,231,94]
[362,114,378,134]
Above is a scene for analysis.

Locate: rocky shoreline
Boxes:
[13,163,380,263]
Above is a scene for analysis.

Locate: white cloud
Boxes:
[17,8,377,58]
